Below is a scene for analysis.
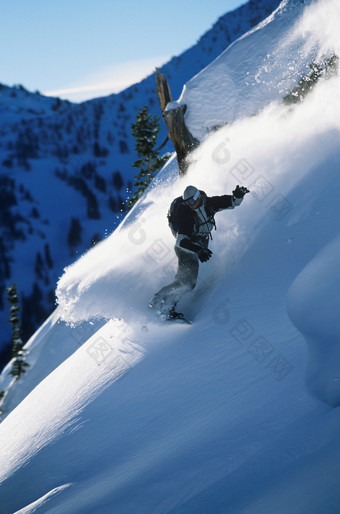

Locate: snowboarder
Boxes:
[149,184,249,321]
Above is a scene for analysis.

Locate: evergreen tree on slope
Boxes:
[128,106,169,208]
[6,283,29,379]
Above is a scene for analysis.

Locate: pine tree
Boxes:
[10,356,29,378]
[67,217,82,251]
[113,170,124,192]
[6,283,29,379]
[128,106,169,208]
[283,54,339,104]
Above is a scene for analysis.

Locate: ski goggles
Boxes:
[186,190,201,206]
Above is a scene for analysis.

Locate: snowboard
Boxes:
[149,298,192,325]
[165,314,192,325]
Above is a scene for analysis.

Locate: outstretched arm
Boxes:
[207,185,249,212]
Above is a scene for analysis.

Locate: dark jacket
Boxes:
[176,193,237,253]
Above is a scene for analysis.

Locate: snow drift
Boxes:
[287,235,340,407]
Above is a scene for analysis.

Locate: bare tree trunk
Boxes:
[156,69,199,175]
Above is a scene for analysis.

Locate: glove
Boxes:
[197,247,213,263]
[232,185,250,199]
[179,238,212,262]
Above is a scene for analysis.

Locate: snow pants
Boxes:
[151,247,199,316]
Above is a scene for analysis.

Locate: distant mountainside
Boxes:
[0,0,281,366]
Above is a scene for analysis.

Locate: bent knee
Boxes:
[187,277,197,291]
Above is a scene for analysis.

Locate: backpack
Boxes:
[167,196,184,237]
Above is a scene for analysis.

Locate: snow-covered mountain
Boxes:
[0,0,280,366]
[1,0,340,512]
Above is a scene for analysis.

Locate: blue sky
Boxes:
[0,0,245,102]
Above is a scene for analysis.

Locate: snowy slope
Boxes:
[1,0,340,512]
[177,0,337,139]
[0,0,280,361]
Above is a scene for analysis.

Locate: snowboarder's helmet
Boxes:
[183,185,200,206]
